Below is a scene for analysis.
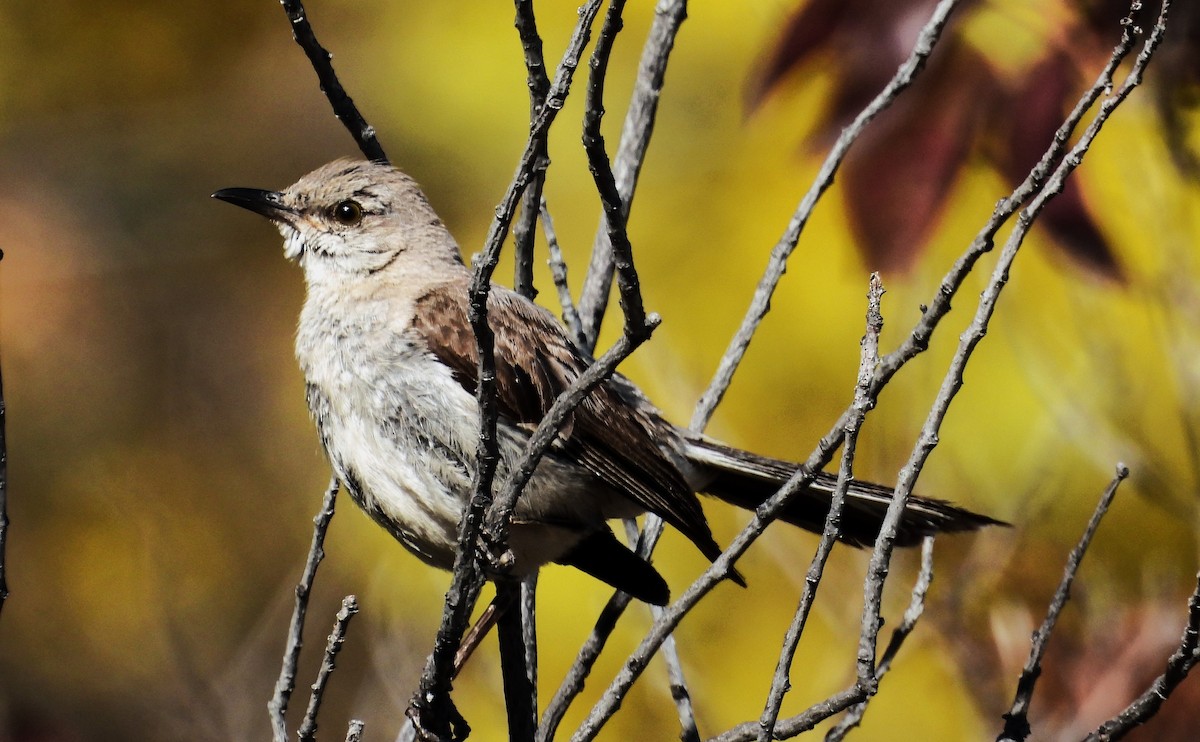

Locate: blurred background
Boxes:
[2,0,1199,739]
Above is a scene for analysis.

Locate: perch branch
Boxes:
[512,0,553,298]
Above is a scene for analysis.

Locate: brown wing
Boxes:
[410,276,723,562]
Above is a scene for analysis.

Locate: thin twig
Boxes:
[582,0,651,340]
[866,1,1154,402]
[277,0,387,162]
[541,2,690,728]
[538,589,635,741]
[541,199,585,344]
[1085,571,1200,740]
[690,0,963,431]
[452,592,506,679]
[569,458,832,741]
[827,538,935,741]
[507,5,552,729]
[794,0,1147,481]
[521,573,539,712]
[583,6,703,735]
[757,275,885,741]
[512,0,552,299]
[622,521,700,742]
[346,720,365,742]
[710,541,936,742]
[570,3,963,735]
[998,465,1131,742]
[298,595,360,742]
[577,0,689,351]
[708,689,868,742]
[269,477,341,742]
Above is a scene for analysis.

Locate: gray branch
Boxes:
[278,0,387,163]
[577,0,689,351]
[997,466,1130,741]
[269,477,341,742]
[757,274,885,741]
[298,595,360,742]
[1086,570,1200,740]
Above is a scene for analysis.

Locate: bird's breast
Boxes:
[296,299,481,568]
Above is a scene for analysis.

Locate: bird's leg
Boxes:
[452,585,518,678]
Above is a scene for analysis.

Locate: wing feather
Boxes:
[409,277,722,561]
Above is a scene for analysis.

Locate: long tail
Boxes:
[682,436,1006,547]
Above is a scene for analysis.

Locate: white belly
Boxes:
[298,315,637,574]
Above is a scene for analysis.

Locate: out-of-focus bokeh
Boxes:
[1,1,1198,740]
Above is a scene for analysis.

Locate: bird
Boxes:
[213,158,1002,606]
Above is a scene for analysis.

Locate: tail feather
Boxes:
[683,437,1005,547]
[556,529,671,605]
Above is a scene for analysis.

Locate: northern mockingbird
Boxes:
[213,159,1001,606]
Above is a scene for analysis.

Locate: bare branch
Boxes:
[512,0,553,299]
[622,520,700,742]
[869,1,1156,397]
[827,538,935,741]
[269,477,341,742]
[277,0,387,162]
[497,581,537,741]
[346,720,365,742]
[576,3,1167,736]
[578,0,689,351]
[711,541,935,742]
[298,595,360,742]
[520,572,539,706]
[452,592,506,679]
[541,199,585,344]
[758,274,885,741]
[1085,572,1200,740]
[707,689,867,742]
[541,4,692,721]
[998,465,1131,741]
[571,4,967,734]
[538,588,633,741]
[582,0,652,339]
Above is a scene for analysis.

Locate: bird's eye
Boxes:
[330,200,364,226]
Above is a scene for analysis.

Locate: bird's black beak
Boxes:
[211,187,295,222]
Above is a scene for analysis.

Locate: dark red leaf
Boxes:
[841,47,994,272]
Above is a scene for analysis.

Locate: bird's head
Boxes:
[213,158,462,283]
